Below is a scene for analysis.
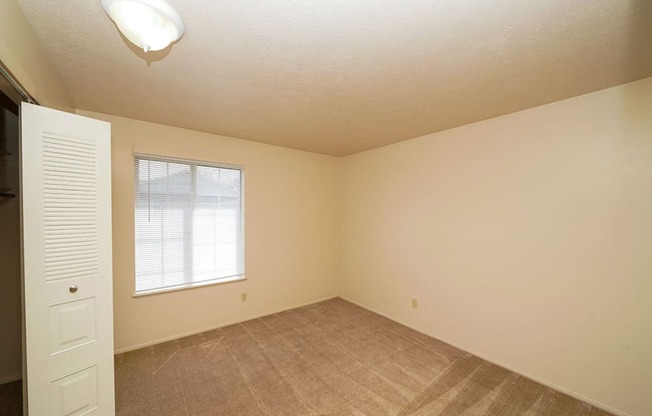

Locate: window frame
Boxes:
[132,153,246,297]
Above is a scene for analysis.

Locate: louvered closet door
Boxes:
[21,103,115,415]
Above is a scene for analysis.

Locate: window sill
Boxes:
[132,275,246,298]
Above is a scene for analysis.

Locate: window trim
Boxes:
[132,274,246,298]
[132,153,246,297]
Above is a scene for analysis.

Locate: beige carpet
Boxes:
[115,298,615,416]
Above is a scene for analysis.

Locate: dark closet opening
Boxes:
[0,86,23,416]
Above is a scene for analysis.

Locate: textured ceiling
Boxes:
[16,0,652,156]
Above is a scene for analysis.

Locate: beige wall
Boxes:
[340,77,652,416]
[77,110,340,353]
[0,106,21,383]
[0,0,73,111]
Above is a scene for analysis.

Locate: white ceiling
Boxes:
[17,0,652,156]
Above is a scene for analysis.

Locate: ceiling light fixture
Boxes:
[101,0,184,53]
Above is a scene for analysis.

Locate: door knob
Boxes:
[69,285,78,293]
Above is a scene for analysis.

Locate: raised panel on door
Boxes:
[21,103,114,415]
[50,366,99,416]
[49,298,97,356]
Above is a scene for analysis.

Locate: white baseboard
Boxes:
[114,295,339,354]
[0,373,21,385]
[338,296,631,416]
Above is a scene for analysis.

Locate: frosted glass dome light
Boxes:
[101,0,184,52]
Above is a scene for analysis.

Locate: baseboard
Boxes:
[0,373,21,385]
[338,296,631,416]
[114,295,339,354]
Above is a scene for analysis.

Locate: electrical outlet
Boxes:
[241,292,247,302]
[411,298,418,309]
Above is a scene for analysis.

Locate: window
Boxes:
[134,155,244,294]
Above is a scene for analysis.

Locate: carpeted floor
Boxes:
[0,380,22,416]
[115,298,615,416]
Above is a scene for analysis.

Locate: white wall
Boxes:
[340,77,652,416]
[77,111,340,353]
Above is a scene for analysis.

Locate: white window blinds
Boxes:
[134,156,244,294]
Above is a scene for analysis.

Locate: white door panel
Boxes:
[50,366,99,415]
[49,297,97,356]
[21,103,114,415]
